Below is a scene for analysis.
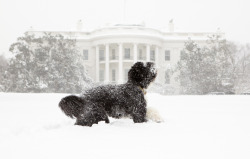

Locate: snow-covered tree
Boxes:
[234,44,250,94]
[176,35,237,94]
[4,33,92,93]
[0,55,9,91]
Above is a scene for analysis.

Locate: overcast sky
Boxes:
[1,0,250,56]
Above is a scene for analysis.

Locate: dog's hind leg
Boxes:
[104,115,110,123]
[93,108,110,124]
[75,105,109,127]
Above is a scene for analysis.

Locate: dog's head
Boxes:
[128,62,157,89]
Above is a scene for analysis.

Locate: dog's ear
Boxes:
[133,62,144,68]
[129,62,146,79]
[128,62,145,84]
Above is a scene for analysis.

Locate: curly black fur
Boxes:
[58,62,157,127]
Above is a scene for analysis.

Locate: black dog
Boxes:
[59,62,157,126]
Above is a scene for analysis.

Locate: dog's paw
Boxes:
[146,107,164,123]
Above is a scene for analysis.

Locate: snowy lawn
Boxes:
[0,93,249,159]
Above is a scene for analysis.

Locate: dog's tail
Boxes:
[58,95,85,118]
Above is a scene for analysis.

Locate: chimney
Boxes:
[76,20,83,32]
[168,19,174,32]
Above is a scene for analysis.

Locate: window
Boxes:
[150,50,155,61]
[165,50,170,61]
[124,69,129,81]
[111,49,116,60]
[99,50,104,61]
[83,50,88,60]
[124,48,130,59]
[139,49,143,60]
[165,70,170,84]
[112,69,116,81]
[99,70,104,82]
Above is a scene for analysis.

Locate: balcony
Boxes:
[99,56,105,61]
[99,56,154,63]
[110,56,119,61]
[123,56,133,61]
[138,56,146,61]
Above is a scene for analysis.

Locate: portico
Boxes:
[95,43,159,84]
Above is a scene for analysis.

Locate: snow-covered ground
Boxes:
[0,93,249,159]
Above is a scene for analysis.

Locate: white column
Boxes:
[105,44,109,83]
[155,46,159,67]
[118,43,123,84]
[155,46,159,83]
[133,43,138,64]
[95,46,99,82]
[146,44,150,62]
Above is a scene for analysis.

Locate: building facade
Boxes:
[27,23,224,94]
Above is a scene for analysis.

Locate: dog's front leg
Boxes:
[132,105,147,123]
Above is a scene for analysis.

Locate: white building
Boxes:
[27,22,224,94]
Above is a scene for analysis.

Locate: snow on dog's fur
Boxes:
[59,62,157,127]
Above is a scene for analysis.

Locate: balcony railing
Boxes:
[138,56,146,60]
[150,57,155,61]
[123,56,133,60]
[99,56,154,62]
[110,56,119,60]
[100,56,120,61]
[99,56,105,61]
